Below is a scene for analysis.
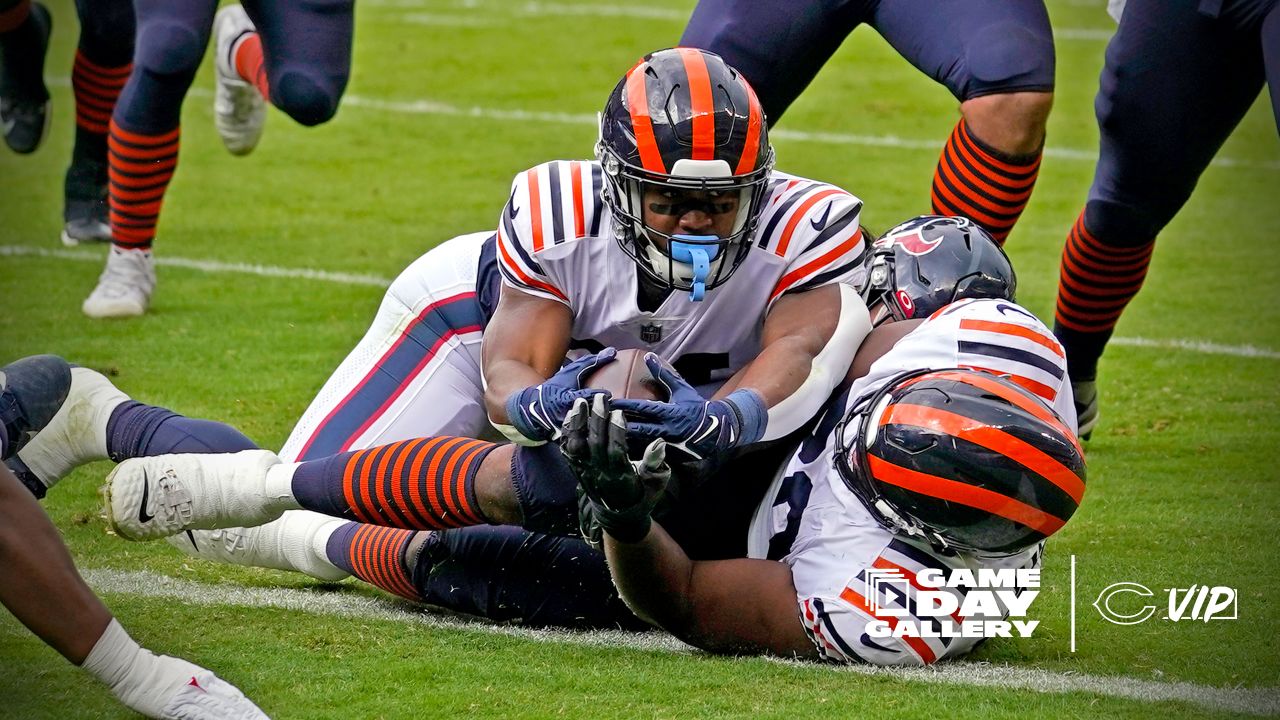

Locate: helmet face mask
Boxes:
[597,48,775,299]
[859,215,1017,322]
[834,369,1087,556]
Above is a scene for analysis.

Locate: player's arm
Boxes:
[481,284,574,423]
[717,282,870,440]
[614,283,870,459]
[606,523,818,657]
[481,285,618,445]
[484,168,621,445]
[561,396,817,657]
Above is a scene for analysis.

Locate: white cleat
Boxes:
[83,247,156,319]
[105,449,297,541]
[157,669,271,720]
[167,510,351,582]
[213,5,266,156]
[15,366,129,488]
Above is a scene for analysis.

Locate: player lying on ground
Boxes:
[0,357,268,719]
[7,219,1044,655]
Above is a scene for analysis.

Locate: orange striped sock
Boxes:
[293,437,497,530]
[327,523,422,601]
[931,119,1041,245]
[107,120,179,250]
[73,51,130,136]
[232,32,269,99]
[1053,211,1155,378]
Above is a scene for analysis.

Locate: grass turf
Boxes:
[1,0,1278,717]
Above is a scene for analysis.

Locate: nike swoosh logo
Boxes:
[692,415,719,444]
[809,201,833,232]
[138,471,155,523]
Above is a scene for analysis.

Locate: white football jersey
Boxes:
[495,161,867,386]
[747,298,1074,665]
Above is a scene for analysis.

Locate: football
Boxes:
[582,348,669,402]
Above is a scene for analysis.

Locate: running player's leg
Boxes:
[241,0,353,126]
[1053,0,1266,435]
[1262,0,1280,132]
[0,0,51,153]
[872,0,1054,244]
[63,0,135,246]
[85,0,218,319]
[679,0,862,123]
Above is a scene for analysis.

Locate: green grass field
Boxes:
[2,0,1279,717]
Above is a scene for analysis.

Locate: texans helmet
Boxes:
[597,48,774,298]
[861,216,1015,323]
[835,368,1086,554]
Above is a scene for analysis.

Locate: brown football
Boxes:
[582,348,669,401]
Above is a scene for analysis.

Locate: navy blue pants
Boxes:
[117,0,353,133]
[1085,0,1280,244]
[680,0,1055,122]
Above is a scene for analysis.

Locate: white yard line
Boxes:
[82,569,1280,716]
[5,243,1277,362]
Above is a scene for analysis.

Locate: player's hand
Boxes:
[561,394,669,544]
[505,347,618,443]
[611,353,764,460]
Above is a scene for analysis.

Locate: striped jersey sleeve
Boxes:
[495,161,604,304]
[799,538,1041,666]
[755,176,868,306]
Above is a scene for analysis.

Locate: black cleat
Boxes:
[62,158,112,245]
[0,2,52,154]
[0,354,72,460]
[1072,378,1098,441]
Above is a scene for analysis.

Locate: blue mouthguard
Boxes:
[668,234,721,302]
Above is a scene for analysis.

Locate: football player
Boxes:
[5,217,1024,637]
[0,356,269,719]
[0,0,133,243]
[680,0,1056,246]
[284,48,871,471]
[82,1,355,318]
[1052,0,1279,438]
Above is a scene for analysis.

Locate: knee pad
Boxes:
[272,71,341,126]
[964,21,1055,96]
[133,20,205,79]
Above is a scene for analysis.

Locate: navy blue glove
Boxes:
[505,347,618,443]
[611,353,767,460]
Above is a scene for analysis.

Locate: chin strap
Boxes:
[668,234,721,301]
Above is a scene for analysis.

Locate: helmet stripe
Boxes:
[734,74,763,175]
[867,455,1065,536]
[624,64,667,174]
[677,48,715,161]
[899,369,1082,455]
[882,403,1085,505]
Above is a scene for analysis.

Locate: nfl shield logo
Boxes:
[640,323,663,343]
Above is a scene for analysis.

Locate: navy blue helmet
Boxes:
[597,48,774,297]
[861,216,1016,323]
